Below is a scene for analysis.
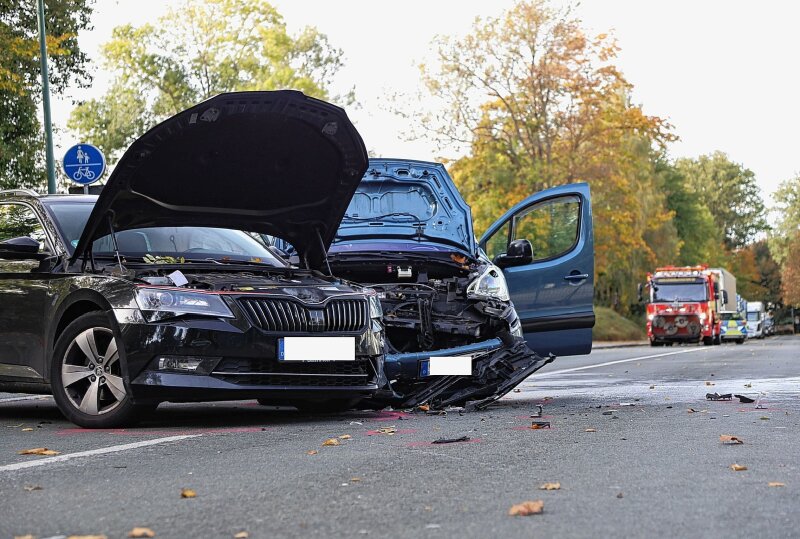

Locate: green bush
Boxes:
[592,307,646,341]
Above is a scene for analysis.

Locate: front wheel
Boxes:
[735,339,745,345]
[51,312,149,428]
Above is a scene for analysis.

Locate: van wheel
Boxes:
[51,312,148,428]
[702,337,713,346]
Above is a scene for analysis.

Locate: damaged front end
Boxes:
[330,251,551,410]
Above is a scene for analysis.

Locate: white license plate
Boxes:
[278,337,355,362]
[428,355,473,376]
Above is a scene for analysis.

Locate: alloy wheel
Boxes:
[61,327,126,415]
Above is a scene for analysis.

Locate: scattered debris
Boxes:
[21,427,33,432]
[322,438,341,446]
[602,410,617,416]
[180,488,197,498]
[649,385,655,389]
[234,532,250,539]
[530,421,551,429]
[760,416,770,421]
[744,383,752,388]
[23,485,42,492]
[349,421,363,426]
[687,408,698,413]
[375,426,397,435]
[585,428,597,432]
[128,527,156,538]
[768,482,786,488]
[720,435,744,445]
[705,381,715,386]
[18,447,60,456]
[431,435,471,444]
[616,492,624,499]
[531,405,544,418]
[730,464,747,471]
[706,393,732,401]
[338,434,352,440]
[306,450,318,456]
[539,482,561,490]
[508,500,544,516]
[619,402,636,407]
[735,394,755,403]
[425,524,442,529]
[417,404,430,412]
[350,477,361,482]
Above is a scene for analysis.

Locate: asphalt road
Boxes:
[1,336,799,539]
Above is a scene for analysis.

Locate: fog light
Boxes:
[156,356,217,374]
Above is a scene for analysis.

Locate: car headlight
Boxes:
[699,312,707,321]
[647,314,654,320]
[467,265,510,302]
[135,288,234,320]
[366,291,383,319]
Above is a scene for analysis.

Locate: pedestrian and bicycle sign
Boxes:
[62,143,105,185]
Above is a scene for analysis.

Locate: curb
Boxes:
[592,341,649,349]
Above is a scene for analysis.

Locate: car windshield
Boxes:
[746,312,760,321]
[652,280,707,302]
[721,312,744,321]
[44,201,284,266]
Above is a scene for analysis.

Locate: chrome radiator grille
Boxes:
[238,297,368,333]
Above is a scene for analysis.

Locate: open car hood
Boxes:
[71,90,368,269]
[332,159,476,256]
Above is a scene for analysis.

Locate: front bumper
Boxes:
[115,311,385,403]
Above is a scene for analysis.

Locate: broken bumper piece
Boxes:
[375,338,553,412]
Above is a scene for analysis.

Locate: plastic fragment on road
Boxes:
[530,421,551,429]
[706,393,732,401]
[322,438,340,446]
[18,447,60,456]
[431,435,471,444]
[720,435,744,445]
[735,394,755,403]
[128,527,156,538]
[539,482,561,490]
[730,464,747,471]
[768,482,786,487]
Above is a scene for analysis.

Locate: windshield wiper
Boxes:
[342,212,421,221]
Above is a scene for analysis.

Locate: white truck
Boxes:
[746,301,767,339]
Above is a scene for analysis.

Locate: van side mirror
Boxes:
[721,290,729,304]
[494,239,533,269]
[713,282,720,299]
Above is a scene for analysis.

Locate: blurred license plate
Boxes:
[278,337,355,362]
[420,356,473,376]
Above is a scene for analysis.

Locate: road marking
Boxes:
[0,434,201,473]
[537,348,708,378]
[0,395,52,403]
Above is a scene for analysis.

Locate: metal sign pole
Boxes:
[37,0,57,194]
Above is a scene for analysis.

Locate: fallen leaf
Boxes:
[23,484,42,492]
[539,482,561,490]
[338,434,352,440]
[128,528,155,538]
[687,408,698,413]
[234,533,249,539]
[585,428,597,432]
[760,416,770,421]
[508,500,544,516]
[14,535,35,539]
[720,435,744,445]
[21,427,33,432]
[730,464,747,471]
[418,404,430,412]
[322,438,340,446]
[306,450,318,455]
[350,477,361,482]
[530,421,550,429]
[18,447,60,456]
[705,381,715,386]
[180,488,197,498]
[376,426,397,435]
[768,482,786,487]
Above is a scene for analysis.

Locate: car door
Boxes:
[0,202,54,381]
[479,183,594,356]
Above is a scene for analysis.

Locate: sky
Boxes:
[49,0,800,205]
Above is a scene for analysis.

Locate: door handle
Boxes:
[563,273,589,281]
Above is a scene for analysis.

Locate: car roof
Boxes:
[0,190,98,204]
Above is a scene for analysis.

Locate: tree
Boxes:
[780,232,800,306]
[68,0,351,163]
[410,0,673,315]
[675,152,768,249]
[769,174,800,264]
[0,0,93,189]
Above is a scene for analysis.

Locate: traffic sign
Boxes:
[62,143,105,185]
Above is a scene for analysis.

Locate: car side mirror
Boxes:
[494,239,533,269]
[0,237,47,260]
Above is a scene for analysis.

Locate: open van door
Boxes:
[479,183,594,356]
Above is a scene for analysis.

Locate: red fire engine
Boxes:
[640,265,728,347]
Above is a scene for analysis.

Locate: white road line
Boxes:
[0,434,202,473]
[0,395,52,403]
[536,347,708,378]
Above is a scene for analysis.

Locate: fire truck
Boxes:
[639,266,734,347]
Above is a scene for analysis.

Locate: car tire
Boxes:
[702,337,713,346]
[51,312,148,428]
[735,339,744,345]
[650,341,661,347]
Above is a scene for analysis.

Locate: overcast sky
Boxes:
[49,0,800,204]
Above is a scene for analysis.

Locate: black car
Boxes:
[0,91,385,428]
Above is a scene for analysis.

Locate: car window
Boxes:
[512,195,580,261]
[0,203,50,273]
[483,221,510,261]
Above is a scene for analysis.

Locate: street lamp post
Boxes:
[36,0,57,194]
